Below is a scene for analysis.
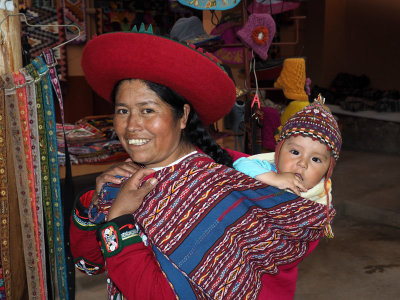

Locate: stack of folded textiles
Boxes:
[57,115,129,165]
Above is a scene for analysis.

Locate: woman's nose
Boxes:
[127,115,142,131]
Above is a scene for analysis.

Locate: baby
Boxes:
[234,96,342,236]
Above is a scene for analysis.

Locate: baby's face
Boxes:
[277,135,331,189]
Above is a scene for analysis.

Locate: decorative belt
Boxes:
[0,77,11,299]
[42,48,76,299]
[31,57,70,300]
[24,63,56,298]
[3,72,46,299]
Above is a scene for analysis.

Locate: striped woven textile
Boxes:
[131,153,333,299]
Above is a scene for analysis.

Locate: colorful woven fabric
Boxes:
[0,78,11,299]
[98,153,333,299]
[62,0,87,44]
[31,57,70,300]
[3,73,46,300]
[21,6,68,81]
[279,96,342,160]
[14,70,49,298]
[24,63,57,295]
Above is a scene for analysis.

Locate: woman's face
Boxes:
[113,80,190,168]
[277,135,331,189]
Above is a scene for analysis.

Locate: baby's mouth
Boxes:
[295,173,303,181]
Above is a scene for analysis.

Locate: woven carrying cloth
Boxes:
[99,153,334,299]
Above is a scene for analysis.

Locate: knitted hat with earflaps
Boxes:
[278,95,342,161]
[274,58,309,101]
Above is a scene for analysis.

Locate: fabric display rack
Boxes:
[0,4,79,300]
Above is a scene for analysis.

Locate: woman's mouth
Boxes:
[127,138,150,146]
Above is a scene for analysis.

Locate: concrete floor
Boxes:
[73,149,400,299]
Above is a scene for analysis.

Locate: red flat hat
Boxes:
[81,27,236,125]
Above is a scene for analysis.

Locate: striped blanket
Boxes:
[131,153,333,299]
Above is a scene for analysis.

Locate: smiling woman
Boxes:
[112,79,193,169]
[70,26,335,300]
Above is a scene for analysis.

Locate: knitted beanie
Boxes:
[274,58,309,101]
[236,13,276,60]
[278,95,342,161]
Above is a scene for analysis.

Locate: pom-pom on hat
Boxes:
[278,95,342,161]
[81,24,236,125]
[237,13,276,61]
[274,58,309,101]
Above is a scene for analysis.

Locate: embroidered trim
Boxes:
[74,257,103,275]
[72,203,98,231]
[97,216,142,259]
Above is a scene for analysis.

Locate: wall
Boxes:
[304,0,400,90]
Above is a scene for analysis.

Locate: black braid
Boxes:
[184,109,233,167]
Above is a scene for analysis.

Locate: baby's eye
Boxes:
[312,157,322,163]
[290,150,299,155]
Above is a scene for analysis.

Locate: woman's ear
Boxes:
[180,104,191,129]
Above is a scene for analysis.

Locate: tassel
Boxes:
[323,177,334,238]
[324,223,334,238]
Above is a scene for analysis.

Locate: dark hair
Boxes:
[111,79,233,167]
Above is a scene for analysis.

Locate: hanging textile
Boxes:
[24,62,57,298]
[62,0,87,44]
[21,5,68,81]
[42,48,76,298]
[31,56,70,300]
[0,77,11,299]
[2,72,46,300]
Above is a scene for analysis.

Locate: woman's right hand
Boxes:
[95,158,141,196]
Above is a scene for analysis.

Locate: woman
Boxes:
[71,26,332,299]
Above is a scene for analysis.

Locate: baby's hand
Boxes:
[256,172,307,196]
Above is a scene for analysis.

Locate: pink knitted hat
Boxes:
[236,13,276,60]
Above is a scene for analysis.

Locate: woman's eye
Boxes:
[142,108,154,114]
[116,108,128,114]
[290,150,299,155]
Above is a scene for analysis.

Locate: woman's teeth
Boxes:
[128,139,149,146]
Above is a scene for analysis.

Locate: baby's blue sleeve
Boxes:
[233,157,277,178]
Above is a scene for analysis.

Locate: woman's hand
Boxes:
[95,158,141,195]
[107,168,158,221]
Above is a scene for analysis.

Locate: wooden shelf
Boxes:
[59,162,116,179]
